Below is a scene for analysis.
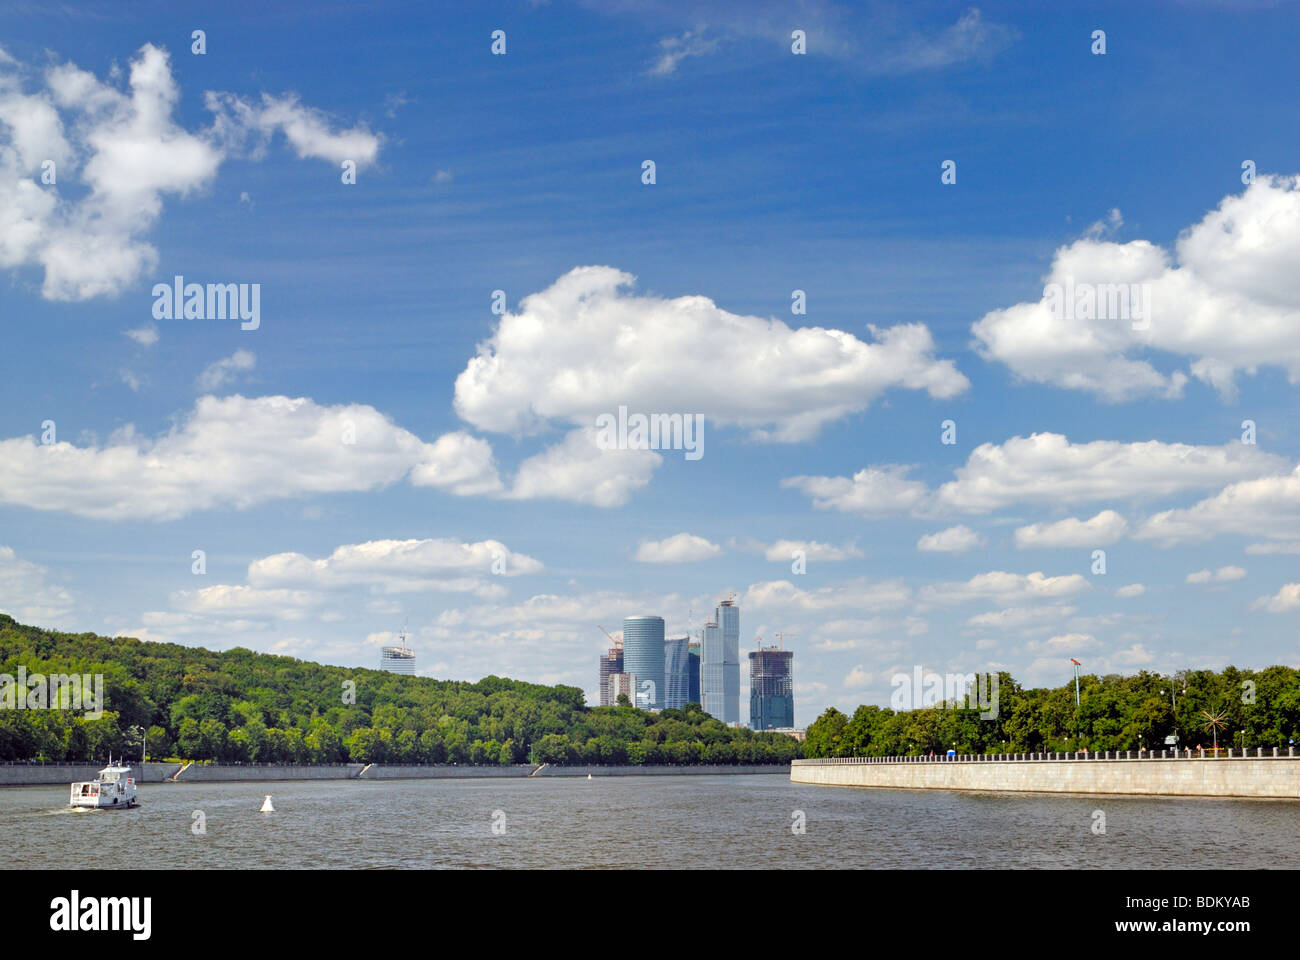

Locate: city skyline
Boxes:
[2,3,1300,732]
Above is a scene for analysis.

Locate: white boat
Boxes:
[70,758,139,809]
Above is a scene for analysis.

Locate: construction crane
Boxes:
[598,625,622,648]
[774,632,796,649]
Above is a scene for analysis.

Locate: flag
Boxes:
[1069,658,1081,665]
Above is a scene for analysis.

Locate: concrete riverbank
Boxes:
[0,761,789,785]
[791,751,1300,799]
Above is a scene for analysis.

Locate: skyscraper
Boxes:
[687,640,701,706]
[749,646,794,730]
[598,643,623,706]
[379,628,415,674]
[717,598,740,724]
[664,635,691,710]
[622,615,665,709]
[700,617,724,719]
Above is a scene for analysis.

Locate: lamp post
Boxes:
[1070,658,1081,706]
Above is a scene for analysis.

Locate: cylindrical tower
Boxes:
[622,615,666,710]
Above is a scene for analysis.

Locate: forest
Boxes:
[0,615,801,765]
[803,667,1300,758]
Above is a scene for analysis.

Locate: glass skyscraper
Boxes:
[687,642,701,706]
[717,599,740,724]
[622,615,665,709]
[749,647,794,730]
[700,618,724,719]
[664,635,691,709]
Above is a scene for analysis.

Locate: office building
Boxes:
[598,644,623,707]
[664,635,691,710]
[749,646,794,731]
[379,643,415,675]
[700,617,724,719]
[717,595,738,723]
[687,641,701,706]
[622,615,666,710]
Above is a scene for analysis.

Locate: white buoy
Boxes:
[587,774,592,780]
[260,795,274,813]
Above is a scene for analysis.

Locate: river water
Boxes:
[6,774,1298,868]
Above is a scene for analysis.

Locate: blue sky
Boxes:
[2,1,1300,726]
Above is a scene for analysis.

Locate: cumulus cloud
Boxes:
[634,532,722,564]
[936,434,1284,513]
[1253,583,1300,613]
[785,434,1282,518]
[0,43,380,300]
[1115,583,1146,598]
[966,605,1077,630]
[743,577,912,615]
[1136,467,1300,545]
[207,91,381,167]
[247,538,543,595]
[453,266,967,444]
[917,524,983,552]
[921,570,1092,606]
[0,545,75,623]
[0,394,501,520]
[505,426,660,508]
[1185,565,1245,584]
[760,539,863,563]
[783,465,929,516]
[196,349,255,391]
[972,175,1300,401]
[123,325,159,347]
[1014,510,1128,549]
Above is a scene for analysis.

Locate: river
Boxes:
[6,774,1298,868]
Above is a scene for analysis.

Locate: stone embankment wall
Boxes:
[0,761,790,785]
[174,763,364,781]
[0,762,181,785]
[531,763,790,777]
[791,753,1300,799]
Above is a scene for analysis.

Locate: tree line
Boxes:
[0,615,800,765]
[804,666,1300,758]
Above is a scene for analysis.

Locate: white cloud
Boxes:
[1186,565,1245,584]
[634,533,722,564]
[1014,510,1128,549]
[506,426,659,508]
[124,325,158,347]
[917,524,983,552]
[453,266,967,444]
[783,465,929,516]
[0,545,75,623]
[206,91,381,167]
[966,605,1077,630]
[0,43,380,301]
[879,7,1018,72]
[196,349,256,391]
[1136,467,1300,545]
[972,175,1300,401]
[921,570,1092,606]
[1253,583,1300,613]
[761,539,863,563]
[743,577,911,615]
[1245,541,1300,555]
[170,584,323,621]
[0,394,501,520]
[786,433,1282,519]
[936,434,1283,513]
[1115,583,1146,598]
[648,29,718,76]
[247,538,543,596]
